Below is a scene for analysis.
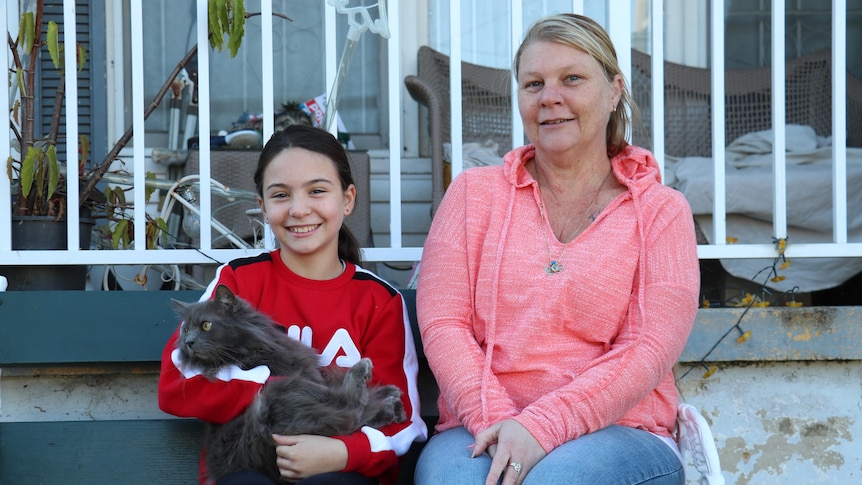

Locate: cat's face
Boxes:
[173,285,302,374]
[172,285,251,369]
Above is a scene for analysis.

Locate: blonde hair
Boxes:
[514,14,638,156]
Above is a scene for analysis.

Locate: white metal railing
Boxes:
[693,0,861,259]
[2,0,861,277]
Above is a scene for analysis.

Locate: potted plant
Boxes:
[3,0,97,289]
[3,1,264,290]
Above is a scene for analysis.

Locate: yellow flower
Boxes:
[702,366,718,379]
[786,301,803,307]
[770,275,786,283]
[726,237,739,244]
[780,260,791,270]
[734,293,754,307]
[774,237,788,255]
[753,301,770,308]
[736,331,752,343]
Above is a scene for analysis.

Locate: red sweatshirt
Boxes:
[158,250,427,484]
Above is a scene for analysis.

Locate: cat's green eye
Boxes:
[201,321,213,332]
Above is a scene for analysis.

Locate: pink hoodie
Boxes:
[417,144,700,453]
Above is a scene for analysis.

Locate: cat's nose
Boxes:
[185,340,194,348]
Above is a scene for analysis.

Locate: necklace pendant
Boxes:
[545,261,564,275]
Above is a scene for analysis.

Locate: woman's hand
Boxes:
[272,434,348,482]
[472,419,546,485]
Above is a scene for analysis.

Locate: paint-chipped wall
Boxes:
[676,305,862,484]
[677,362,861,484]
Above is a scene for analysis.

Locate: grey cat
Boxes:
[172,284,406,482]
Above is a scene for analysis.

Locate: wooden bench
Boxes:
[0,289,436,484]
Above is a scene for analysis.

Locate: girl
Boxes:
[159,125,427,485]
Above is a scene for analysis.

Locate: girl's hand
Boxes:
[272,434,348,481]
[471,419,546,485]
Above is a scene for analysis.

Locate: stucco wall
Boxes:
[676,305,862,483]
[677,361,862,484]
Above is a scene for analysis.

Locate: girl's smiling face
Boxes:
[259,147,355,275]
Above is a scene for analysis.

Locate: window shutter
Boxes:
[38,0,93,166]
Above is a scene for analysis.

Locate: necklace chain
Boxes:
[539,169,612,275]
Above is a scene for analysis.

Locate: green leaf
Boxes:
[112,219,129,250]
[6,156,14,184]
[155,217,170,246]
[47,21,60,69]
[20,146,41,198]
[20,12,35,53]
[227,0,245,57]
[145,217,165,250]
[104,186,126,220]
[16,68,26,98]
[208,0,226,51]
[12,99,20,126]
[79,135,90,170]
[78,44,87,72]
[156,217,168,230]
[46,145,59,200]
[216,0,230,36]
[113,186,126,207]
[144,172,158,202]
[17,12,26,46]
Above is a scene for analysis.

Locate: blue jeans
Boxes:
[414,426,684,484]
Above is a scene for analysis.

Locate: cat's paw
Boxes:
[388,395,407,423]
[365,394,406,426]
[362,385,406,426]
[347,358,373,383]
[375,384,402,400]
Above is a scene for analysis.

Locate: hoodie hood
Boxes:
[502,144,662,195]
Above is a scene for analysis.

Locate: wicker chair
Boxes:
[404,46,513,215]
[630,48,862,157]
[406,46,862,211]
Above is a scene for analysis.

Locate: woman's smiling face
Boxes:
[259,147,355,263]
[516,40,621,158]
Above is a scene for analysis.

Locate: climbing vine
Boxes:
[678,237,803,381]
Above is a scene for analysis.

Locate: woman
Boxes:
[415,14,699,485]
[159,125,427,485]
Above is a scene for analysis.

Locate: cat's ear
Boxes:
[214,284,238,307]
[170,298,191,313]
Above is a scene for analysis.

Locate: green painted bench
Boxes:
[5,288,851,483]
[0,289,435,484]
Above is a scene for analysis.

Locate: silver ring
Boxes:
[509,462,522,474]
